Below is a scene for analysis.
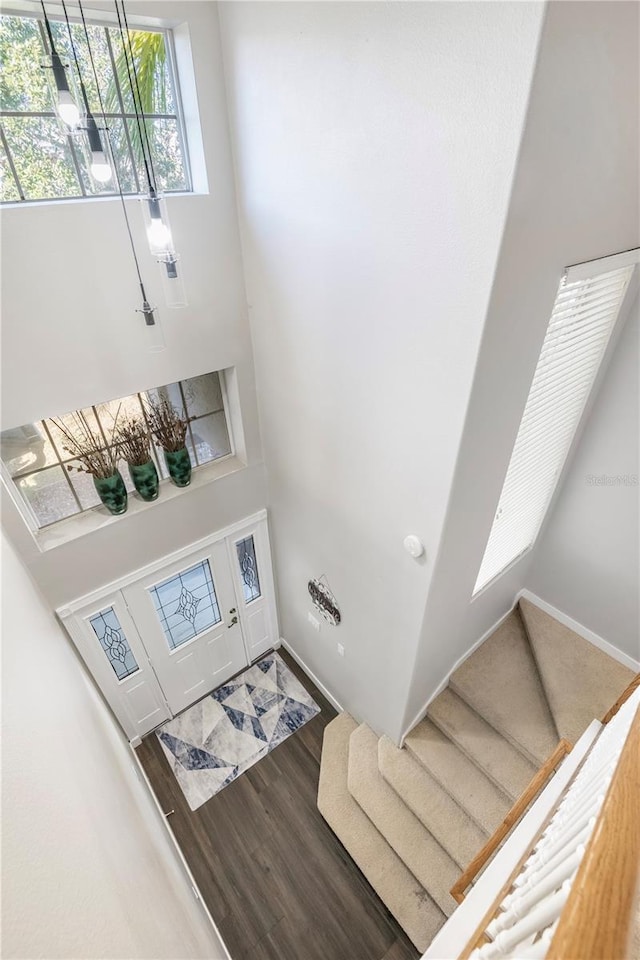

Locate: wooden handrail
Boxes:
[601,672,640,724]
[450,739,573,904]
[547,700,640,960]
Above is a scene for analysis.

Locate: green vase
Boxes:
[129,460,159,502]
[94,470,128,515]
[164,447,192,487]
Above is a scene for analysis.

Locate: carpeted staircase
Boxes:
[317,598,635,953]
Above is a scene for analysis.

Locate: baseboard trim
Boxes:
[400,605,514,746]
[278,637,343,713]
[518,589,640,673]
[129,743,233,960]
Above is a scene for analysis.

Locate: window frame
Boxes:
[472,249,639,598]
[1,371,235,533]
[0,7,192,204]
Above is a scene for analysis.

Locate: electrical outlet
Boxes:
[307,611,320,631]
[337,643,345,657]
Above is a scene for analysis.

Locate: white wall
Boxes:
[220,1,545,740]
[1,531,228,960]
[0,1,266,608]
[403,1,640,732]
[526,297,639,661]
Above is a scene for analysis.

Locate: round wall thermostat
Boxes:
[403,535,425,559]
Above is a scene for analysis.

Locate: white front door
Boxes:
[59,511,279,739]
[122,540,248,717]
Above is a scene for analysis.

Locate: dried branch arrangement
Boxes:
[115,415,153,466]
[52,407,121,478]
[144,394,189,452]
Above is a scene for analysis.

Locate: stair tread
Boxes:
[404,718,512,834]
[318,713,446,953]
[427,689,537,801]
[378,734,488,870]
[348,723,459,917]
[519,598,636,744]
[450,610,559,765]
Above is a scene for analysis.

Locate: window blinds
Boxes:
[474,259,635,595]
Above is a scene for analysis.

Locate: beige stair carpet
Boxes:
[348,723,459,917]
[378,734,488,869]
[317,712,446,952]
[404,718,512,834]
[428,688,537,801]
[449,611,559,765]
[519,598,635,744]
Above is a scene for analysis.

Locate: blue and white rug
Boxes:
[156,652,321,810]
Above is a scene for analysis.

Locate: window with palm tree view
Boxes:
[0,12,189,202]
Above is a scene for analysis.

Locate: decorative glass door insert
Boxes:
[149,560,221,650]
[89,606,139,680]
[236,535,261,603]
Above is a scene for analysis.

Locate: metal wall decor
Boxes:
[308,576,341,626]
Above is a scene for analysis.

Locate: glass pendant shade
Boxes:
[142,191,188,307]
[160,258,188,308]
[146,315,166,352]
[141,303,166,353]
[41,48,82,131]
[143,192,175,259]
[85,114,112,185]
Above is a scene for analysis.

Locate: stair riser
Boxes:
[449,678,552,768]
[426,707,528,803]
[318,714,447,953]
[348,725,459,918]
[404,730,512,840]
[378,739,489,870]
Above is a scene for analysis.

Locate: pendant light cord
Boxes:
[60,0,91,114]
[114,0,156,194]
[121,0,158,193]
[77,0,149,303]
[39,0,56,54]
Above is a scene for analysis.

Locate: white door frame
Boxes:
[58,509,280,739]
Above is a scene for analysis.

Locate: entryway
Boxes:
[135,651,419,960]
[59,511,278,739]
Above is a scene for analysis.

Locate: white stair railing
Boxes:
[465,686,640,960]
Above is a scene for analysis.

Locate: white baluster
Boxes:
[488,849,582,936]
[504,925,555,959]
[546,788,606,840]
[514,824,592,890]
[527,814,597,872]
[543,792,605,845]
[475,883,572,959]
[505,841,587,902]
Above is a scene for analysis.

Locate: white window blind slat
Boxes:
[545,307,627,344]
[553,274,629,302]
[474,260,635,594]
[530,342,612,391]
[520,361,605,414]
[549,293,632,345]
[550,290,629,323]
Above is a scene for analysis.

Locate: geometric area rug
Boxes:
[156,652,321,810]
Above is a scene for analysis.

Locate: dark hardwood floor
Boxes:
[136,651,419,960]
